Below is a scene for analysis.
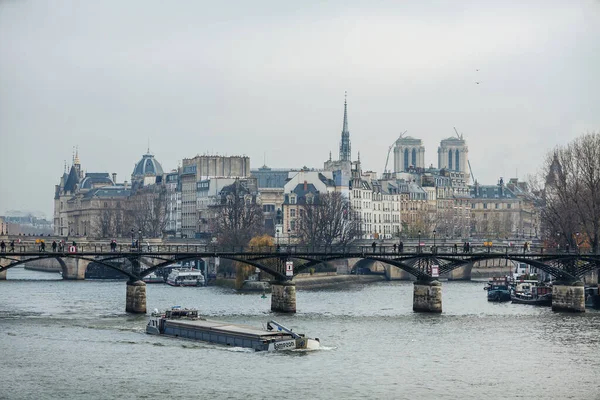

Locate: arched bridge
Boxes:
[1,243,598,314]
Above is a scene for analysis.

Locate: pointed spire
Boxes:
[339,91,351,162]
[329,151,332,161]
[74,146,80,165]
[342,91,348,133]
[147,138,150,154]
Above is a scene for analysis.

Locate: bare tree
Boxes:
[125,185,168,238]
[296,191,361,247]
[535,132,600,252]
[210,180,264,247]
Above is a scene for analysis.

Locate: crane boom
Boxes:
[384,131,407,174]
[453,127,475,182]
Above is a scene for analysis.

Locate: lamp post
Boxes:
[138,229,142,252]
[130,229,135,248]
[276,228,280,247]
[418,230,421,253]
[287,228,291,246]
[433,229,437,249]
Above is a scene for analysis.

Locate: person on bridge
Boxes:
[393,243,397,252]
[40,241,46,252]
[454,243,458,253]
[9,240,14,252]
[0,240,5,253]
[372,242,376,253]
[399,241,404,253]
[52,241,57,252]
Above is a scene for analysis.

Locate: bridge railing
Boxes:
[1,242,595,255]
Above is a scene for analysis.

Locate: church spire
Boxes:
[339,91,351,162]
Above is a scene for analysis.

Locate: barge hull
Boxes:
[158,319,297,351]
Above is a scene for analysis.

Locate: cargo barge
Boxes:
[146,306,320,352]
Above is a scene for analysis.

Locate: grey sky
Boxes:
[1,0,599,218]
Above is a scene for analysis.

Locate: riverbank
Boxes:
[294,273,385,289]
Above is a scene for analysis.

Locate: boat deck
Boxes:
[166,318,293,340]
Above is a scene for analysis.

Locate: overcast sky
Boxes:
[1,0,599,218]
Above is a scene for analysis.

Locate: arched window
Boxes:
[412,148,417,167]
[448,150,453,169]
[455,149,460,171]
[404,149,409,171]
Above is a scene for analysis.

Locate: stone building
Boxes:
[251,165,291,235]
[393,136,426,172]
[469,178,521,239]
[53,150,170,239]
[180,155,251,239]
[438,136,469,178]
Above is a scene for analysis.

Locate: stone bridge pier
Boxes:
[61,257,92,280]
[0,257,13,280]
[552,281,585,312]
[126,258,146,314]
[271,281,296,313]
[413,280,442,313]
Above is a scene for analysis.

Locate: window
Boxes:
[290,196,296,205]
[495,203,499,209]
[263,204,275,212]
[290,220,296,231]
[290,209,296,217]
[483,203,487,209]
[507,203,512,209]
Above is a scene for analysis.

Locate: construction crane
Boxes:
[453,126,475,182]
[384,131,407,175]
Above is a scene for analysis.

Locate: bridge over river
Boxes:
[1,243,599,314]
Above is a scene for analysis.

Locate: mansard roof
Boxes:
[80,173,114,189]
[82,187,131,199]
[470,184,517,199]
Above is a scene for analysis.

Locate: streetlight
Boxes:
[433,229,437,249]
[276,228,280,247]
[418,230,421,253]
[138,229,142,252]
[287,228,291,246]
[130,229,135,248]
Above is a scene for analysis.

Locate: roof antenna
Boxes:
[147,138,150,154]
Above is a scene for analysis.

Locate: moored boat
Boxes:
[511,282,552,306]
[485,277,511,302]
[143,271,165,284]
[585,286,600,309]
[166,269,205,287]
[146,306,320,352]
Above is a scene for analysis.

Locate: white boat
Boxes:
[166,269,205,287]
[146,306,320,352]
[143,271,164,284]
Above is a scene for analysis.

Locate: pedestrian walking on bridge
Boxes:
[0,240,5,253]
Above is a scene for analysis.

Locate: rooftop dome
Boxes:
[133,153,164,177]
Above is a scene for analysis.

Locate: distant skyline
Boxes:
[1,0,599,218]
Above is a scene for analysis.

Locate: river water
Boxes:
[1,268,599,400]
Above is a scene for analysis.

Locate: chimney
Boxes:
[303,180,308,191]
[112,173,117,184]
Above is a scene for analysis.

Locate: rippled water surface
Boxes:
[1,268,599,399]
